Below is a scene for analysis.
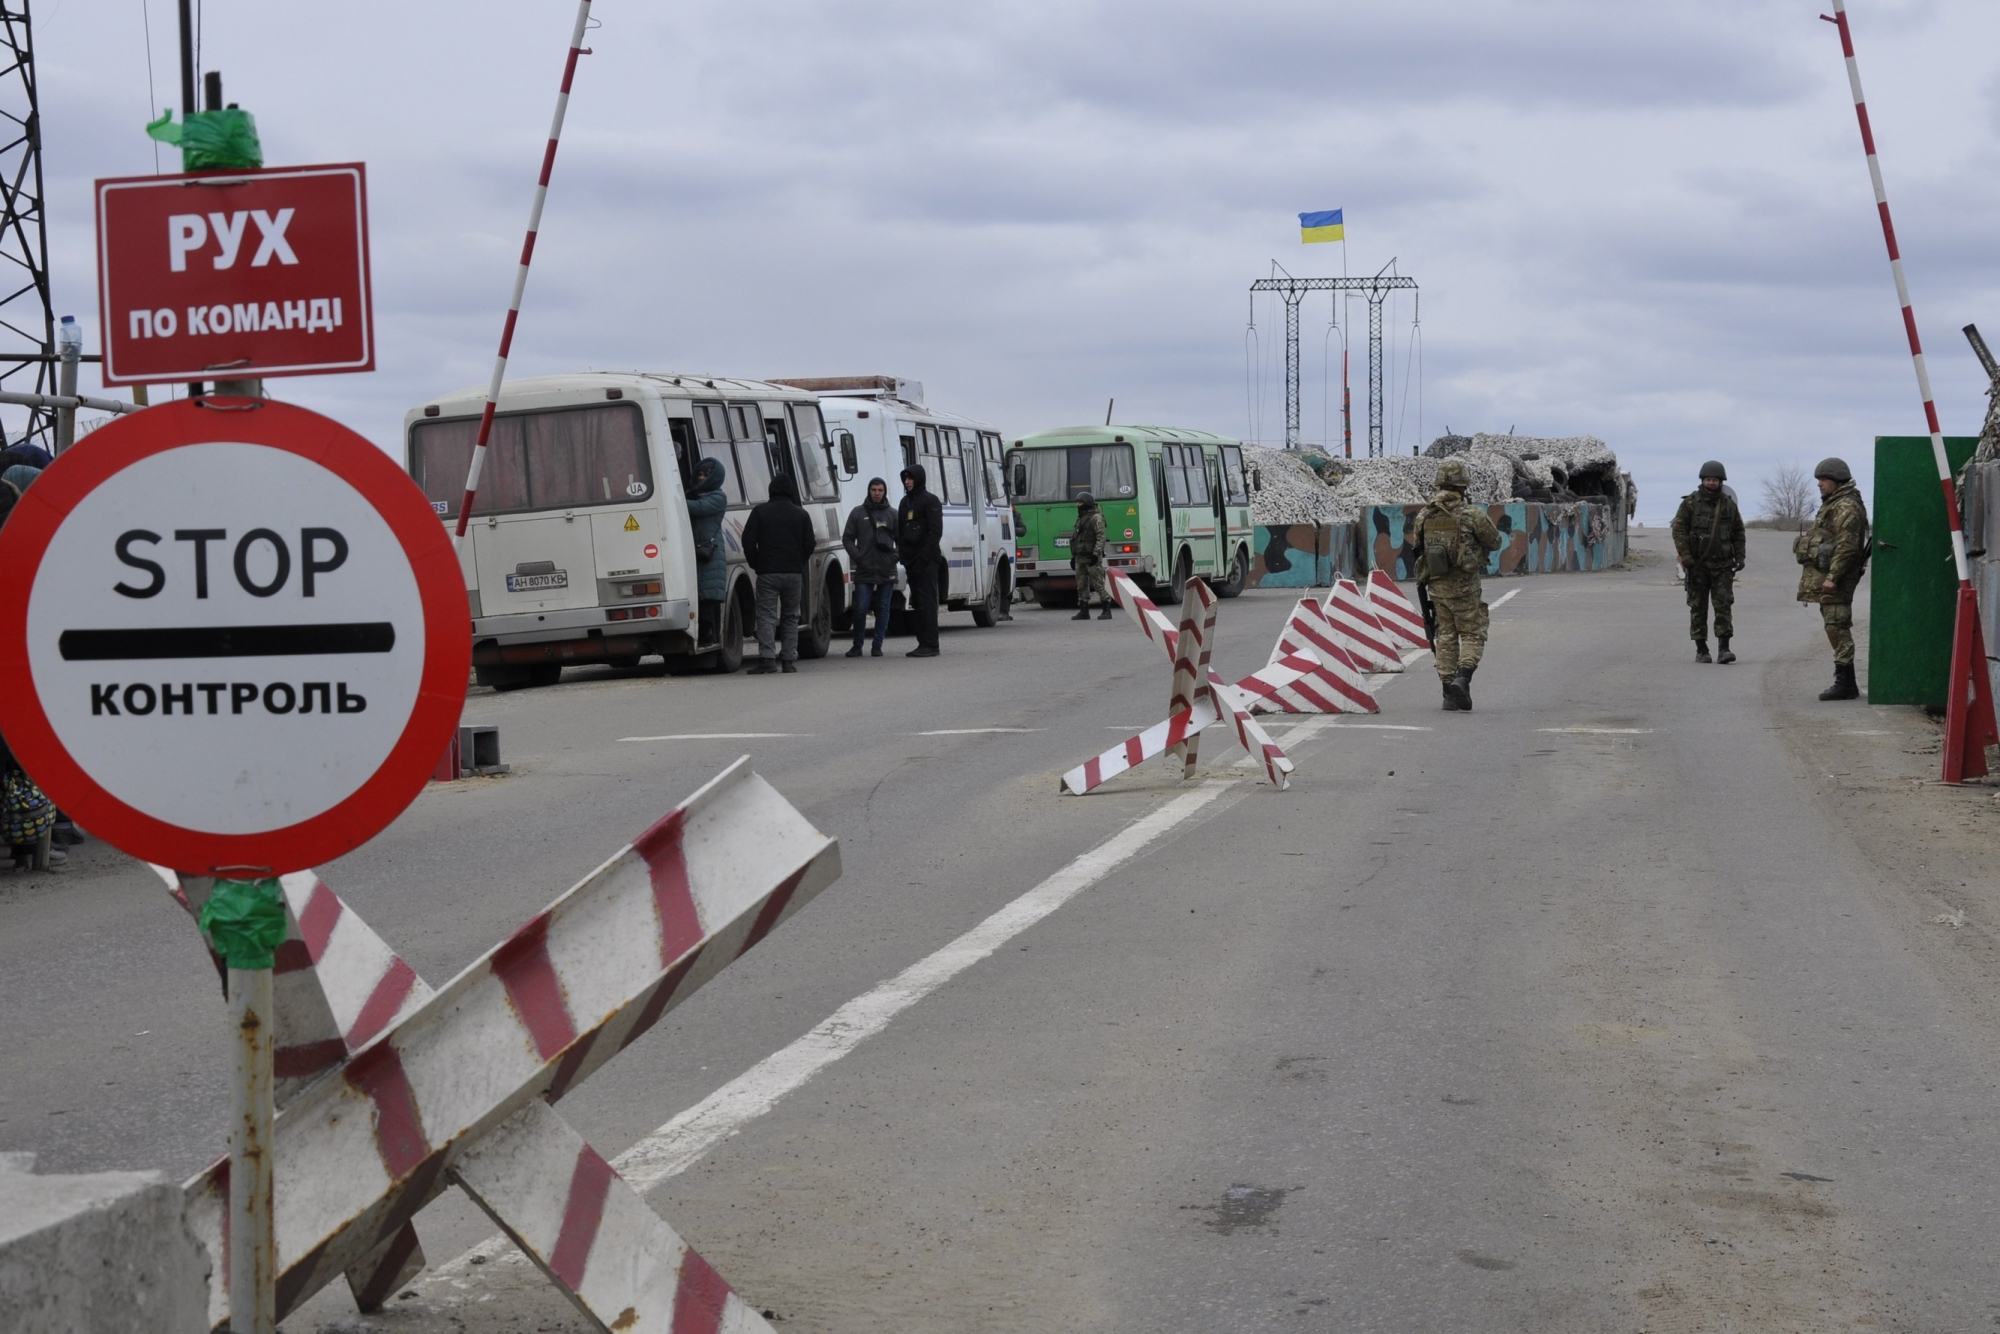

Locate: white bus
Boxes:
[772,376,1012,627]
[405,372,849,688]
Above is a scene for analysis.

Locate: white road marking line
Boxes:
[620,733,808,741]
[1330,722,1432,731]
[611,779,1237,1190]
[1840,729,1893,735]
[1537,727,1654,735]
[1490,588,1521,609]
[913,728,1042,735]
[423,629,1426,1287]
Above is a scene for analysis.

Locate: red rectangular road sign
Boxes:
[95,163,374,385]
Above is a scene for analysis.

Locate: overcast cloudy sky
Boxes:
[30,0,2000,520]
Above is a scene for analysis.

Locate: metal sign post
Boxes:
[0,399,468,1333]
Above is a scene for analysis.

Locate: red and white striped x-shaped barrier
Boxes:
[1060,572,1298,794]
[160,758,837,1334]
[1365,569,1431,652]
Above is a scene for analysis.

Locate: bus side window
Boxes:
[939,427,968,505]
[901,434,917,472]
[764,414,794,483]
[1163,446,1191,506]
[725,402,771,506]
[1220,445,1249,504]
[669,418,699,493]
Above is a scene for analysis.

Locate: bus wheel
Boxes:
[712,589,747,673]
[797,574,836,659]
[971,570,1003,627]
[1216,545,1249,598]
[524,663,562,689]
[1169,548,1194,600]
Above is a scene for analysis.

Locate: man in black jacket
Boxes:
[740,473,817,674]
[897,464,945,657]
[841,477,899,657]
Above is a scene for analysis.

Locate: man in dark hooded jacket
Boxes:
[741,472,817,673]
[897,464,945,657]
[842,477,898,657]
[685,457,729,650]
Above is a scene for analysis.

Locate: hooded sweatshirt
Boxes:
[896,464,944,567]
[741,472,816,575]
[842,478,900,584]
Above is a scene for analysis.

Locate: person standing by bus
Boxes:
[898,464,944,658]
[741,473,816,674]
[1069,492,1114,620]
[686,456,729,651]
[842,477,898,657]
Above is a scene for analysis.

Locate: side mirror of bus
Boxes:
[1012,462,1027,497]
[836,431,858,476]
[1250,467,1263,492]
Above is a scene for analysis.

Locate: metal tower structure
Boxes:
[0,0,53,450]
[1250,263,1416,456]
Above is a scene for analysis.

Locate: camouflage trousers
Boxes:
[1684,565,1734,641]
[1432,582,1489,678]
[1075,557,1110,607]
[1820,600,1855,665]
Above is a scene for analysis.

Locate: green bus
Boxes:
[1006,425,1256,607]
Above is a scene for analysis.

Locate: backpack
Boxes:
[2,769,54,847]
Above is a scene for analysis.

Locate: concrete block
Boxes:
[0,1166,210,1334]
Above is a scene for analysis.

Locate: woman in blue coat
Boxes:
[686,456,729,648]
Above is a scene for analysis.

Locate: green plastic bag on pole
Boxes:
[197,878,289,970]
[145,108,264,172]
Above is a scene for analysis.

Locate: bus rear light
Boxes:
[1116,543,1138,553]
[619,580,663,597]
[607,604,662,622]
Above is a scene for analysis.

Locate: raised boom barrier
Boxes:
[160,758,837,1333]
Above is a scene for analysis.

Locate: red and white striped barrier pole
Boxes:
[1824,1,1998,780]
[453,1,594,545]
[1365,569,1431,652]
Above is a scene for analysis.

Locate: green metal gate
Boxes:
[1867,435,1977,706]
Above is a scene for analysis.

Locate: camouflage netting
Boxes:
[1247,434,1622,524]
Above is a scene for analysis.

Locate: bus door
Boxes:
[668,417,700,494]
[1206,448,1230,573]
[938,426,978,598]
[1151,450,1173,576]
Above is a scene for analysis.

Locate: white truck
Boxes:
[404,372,849,687]
[771,376,1012,627]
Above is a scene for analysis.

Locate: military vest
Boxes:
[1421,504,1482,579]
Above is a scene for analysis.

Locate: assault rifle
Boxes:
[1416,581,1437,648]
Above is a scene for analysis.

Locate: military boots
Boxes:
[1717,637,1736,665]
[1453,667,1476,711]
[1098,606,1114,620]
[1695,640,1712,664]
[1072,607,1092,621]
[1442,679,1462,712]
[1820,663,1859,701]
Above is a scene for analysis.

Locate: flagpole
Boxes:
[1341,231,1352,457]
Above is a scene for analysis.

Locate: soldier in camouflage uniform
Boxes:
[1070,492,1114,620]
[1414,458,1503,711]
[1795,457,1870,700]
[1670,460,1746,663]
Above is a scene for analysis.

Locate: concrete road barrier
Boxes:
[0,1156,210,1334]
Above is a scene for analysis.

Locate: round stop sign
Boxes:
[0,399,469,873]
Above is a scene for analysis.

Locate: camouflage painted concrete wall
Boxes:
[1249,523,1362,588]
[1362,499,1626,580]
[1247,500,1624,588]
[1962,460,2000,707]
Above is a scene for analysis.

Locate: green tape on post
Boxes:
[198,878,289,970]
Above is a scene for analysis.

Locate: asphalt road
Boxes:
[5,527,1998,1332]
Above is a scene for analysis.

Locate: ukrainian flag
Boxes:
[1299,209,1344,243]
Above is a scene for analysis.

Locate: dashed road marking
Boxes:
[913,728,1042,735]
[1537,727,1653,735]
[620,733,808,741]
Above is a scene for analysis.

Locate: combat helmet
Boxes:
[1435,458,1470,491]
[1698,460,1726,481]
[1814,457,1852,484]
[1075,491,1096,507]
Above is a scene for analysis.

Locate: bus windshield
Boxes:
[411,403,653,520]
[1009,444,1137,503]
